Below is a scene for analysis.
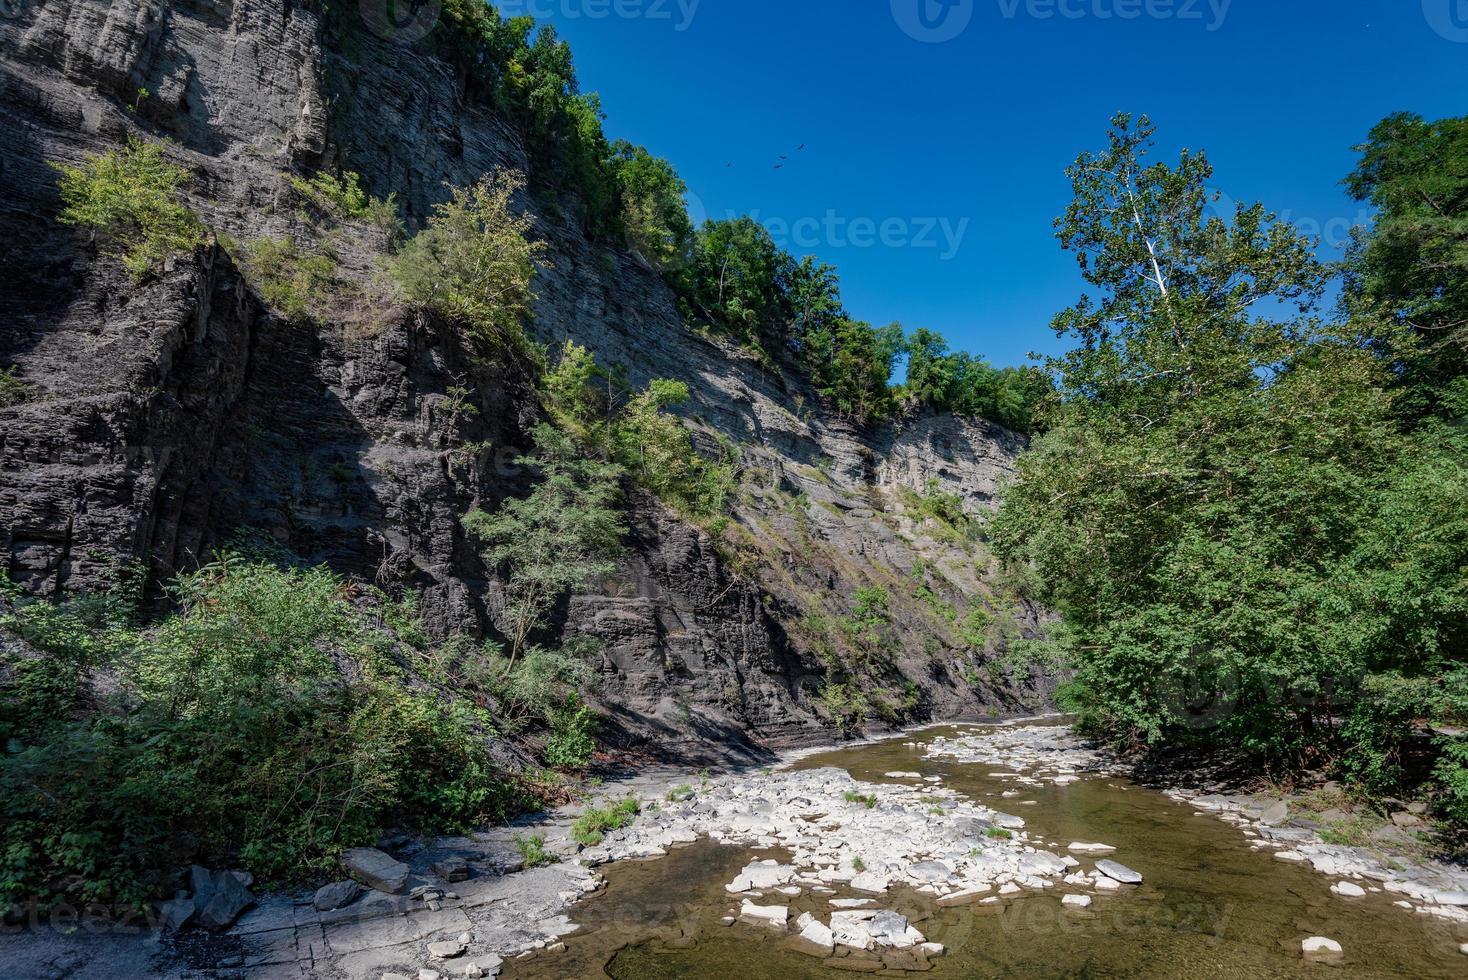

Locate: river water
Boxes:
[504,724,1468,979]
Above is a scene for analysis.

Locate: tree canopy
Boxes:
[992,113,1468,828]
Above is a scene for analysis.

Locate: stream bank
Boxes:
[4,720,1468,979]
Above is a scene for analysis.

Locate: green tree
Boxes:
[903,328,957,407]
[787,256,846,372]
[393,171,547,360]
[992,114,1414,760]
[899,329,1050,432]
[610,141,693,270]
[678,217,792,346]
[1343,112,1468,423]
[820,319,904,420]
[462,425,626,668]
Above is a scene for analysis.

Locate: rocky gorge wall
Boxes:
[0,0,1053,762]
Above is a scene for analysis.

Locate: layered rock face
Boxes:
[0,0,1051,760]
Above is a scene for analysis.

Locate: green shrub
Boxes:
[543,700,597,769]
[838,587,892,652]
[842,791,877,809]
[1434,737,1468,830]
[393,171,547,361]
[985,827,1013,840]
[0,559,523,910]
[289,170,400,234]
[820,682,870,735]
[613,379,739,521]
[958,604,992,650]
[541,340,600,432]
[570,796,639,846]
[243,236,338,320]
[901,480,979,545]
[52,138,205,278]
[540,344,739,523]
[513,833,556,868]
[0,367,26,408]
[666,784,694,803]
[497,645,597,723]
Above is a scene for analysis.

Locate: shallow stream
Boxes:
[504,724,1468,979]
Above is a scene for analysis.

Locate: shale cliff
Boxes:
[0,0,1050,761]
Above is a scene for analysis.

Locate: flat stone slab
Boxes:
[739,901,789,930]
[341,848,411,895]
[323,908,471,955]
[1095,860,1143,885]
[1260,802,1289,826]
[936,885,992,907]
[427,940,466,959]
[908,861,951,882]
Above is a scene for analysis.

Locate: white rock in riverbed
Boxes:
[1331,881,1366,898]
[792,913,835,955]
[1062,894,1092,908]
[739,901,788,930]
[1302,937,1343,961]
[426,941,466,960]
[1094,860,1143,885]
[936,885,993,906]
[909,860,952,882]
[829,911,878,950]
[1068,842,1116,854]
[725,860,794,893]
[868,909,922,947]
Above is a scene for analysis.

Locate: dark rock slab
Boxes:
[341,847,410,895]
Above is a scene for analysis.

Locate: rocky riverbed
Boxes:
[5,720,1468,978]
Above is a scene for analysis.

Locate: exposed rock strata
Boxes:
[0,0,1052,760]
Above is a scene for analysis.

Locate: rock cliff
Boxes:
[0,0,1052,761]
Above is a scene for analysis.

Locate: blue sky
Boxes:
[521,0,1467,368]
